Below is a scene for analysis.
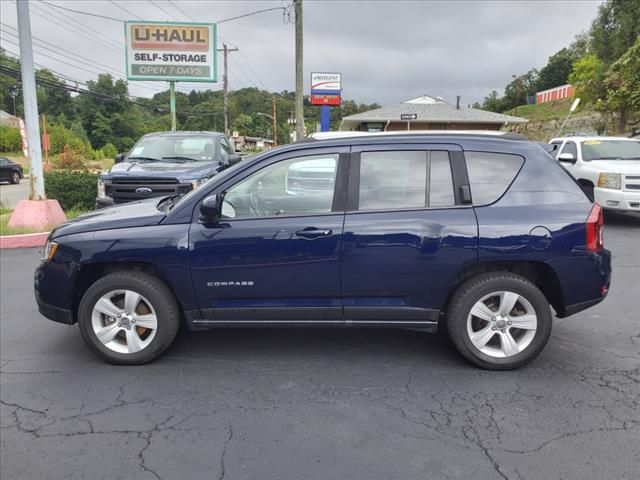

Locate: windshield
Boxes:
[128,134,217,162]
[581,139,640,161]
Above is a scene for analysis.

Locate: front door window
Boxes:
[222,154,338,219]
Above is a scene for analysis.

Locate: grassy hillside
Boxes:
[506,98,585,121]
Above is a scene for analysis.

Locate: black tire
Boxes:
[78,271,180,365]
[10,171,20,184]
[446,272,552,370]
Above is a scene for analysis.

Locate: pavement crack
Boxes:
[218,421,233,480]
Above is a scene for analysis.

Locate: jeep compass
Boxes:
[35,132,611,369]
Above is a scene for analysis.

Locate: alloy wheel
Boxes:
[466,290,537,358]
[91,289,158,354]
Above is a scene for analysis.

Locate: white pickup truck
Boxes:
[549,136,640,212]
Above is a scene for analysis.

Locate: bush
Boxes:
[0,126,22,152]
[53,145,87,171]
[47,123,91,156]
[101,142,118,158]
[44,170,98,211]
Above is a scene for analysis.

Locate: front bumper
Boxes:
[594,187,640,211]
[95,197,115,209]
[34,261,76,325]
[36,295,74,325]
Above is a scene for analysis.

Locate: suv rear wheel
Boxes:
[447,272,552,370]
[78,271,180,365]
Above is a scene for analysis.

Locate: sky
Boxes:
[0,0,603,107]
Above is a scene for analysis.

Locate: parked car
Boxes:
[549,136,640,211]
[96,131,241,208]
[0,157,23,184]
[35,131,611,370]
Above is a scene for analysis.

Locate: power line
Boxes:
[167,0,195,21]
[148,0,177,20]
[28,2,123,54]
[39,1,291,25]
[1,63,224,116]
[107,0,142,20]
[0,29,166,93]
[39,0,124,22]
[217,6,288,24]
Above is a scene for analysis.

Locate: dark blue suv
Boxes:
[34,132,611,369]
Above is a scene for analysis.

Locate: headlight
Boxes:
[190,178,208,190]
[597,173,621,189]
[43,240,58,262]
[97,179,110,199]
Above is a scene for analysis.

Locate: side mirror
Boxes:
[200,194,220,221]
[557,153,576,163]
[229,154,242,166]
[114,153,125,164]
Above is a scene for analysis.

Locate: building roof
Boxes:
[340,97,528,129]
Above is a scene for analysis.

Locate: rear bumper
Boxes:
[594,187,640,211]
[560,296,607,318]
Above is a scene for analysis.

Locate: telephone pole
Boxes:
[16,0,44,200]
[294,0,303,141]
[218,44,238,136]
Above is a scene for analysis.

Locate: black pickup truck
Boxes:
[96,131,241,208]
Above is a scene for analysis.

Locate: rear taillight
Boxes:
[586,203,604,252]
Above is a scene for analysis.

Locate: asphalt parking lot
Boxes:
[1,212,638,480]
[0,179,29,210]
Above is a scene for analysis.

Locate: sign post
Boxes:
[125,21,217,130]
[400,113,417,131]
[557,98,581,137]
[310,73,342,132]
[169,81,176,131]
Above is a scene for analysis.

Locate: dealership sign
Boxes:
[311,72,341,106]
[125,21,217,82]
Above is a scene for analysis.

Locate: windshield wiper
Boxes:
[128,156,162,162]
[162,156,200,162]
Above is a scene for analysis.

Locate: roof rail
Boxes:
[309,130,527,141]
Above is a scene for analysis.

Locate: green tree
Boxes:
[569,54,607,106]
[603,37,640,130]
[481,90,507,113]
[90,111,113,149]
[537,48,580,91]
[0,48,22,116]
[35,69,75,119]
[590,0,640,65]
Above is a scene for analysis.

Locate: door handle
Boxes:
[295,228,333,239]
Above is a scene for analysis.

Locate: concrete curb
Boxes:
[0,232,49,249]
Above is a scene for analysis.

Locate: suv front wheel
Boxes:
[78,271,180,365]
[447,272,552,370]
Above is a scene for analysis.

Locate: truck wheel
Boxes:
[446,272,552,370]
[78,271,180,365]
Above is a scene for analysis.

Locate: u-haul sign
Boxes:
[125,21,217,82]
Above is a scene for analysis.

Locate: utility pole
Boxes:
[272,96,278,146]
[16,0,44,200]
[218,44,238,136]
[294,0,304,141]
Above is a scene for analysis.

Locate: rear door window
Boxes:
[465,151,524,205]
[357,150,455,210]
